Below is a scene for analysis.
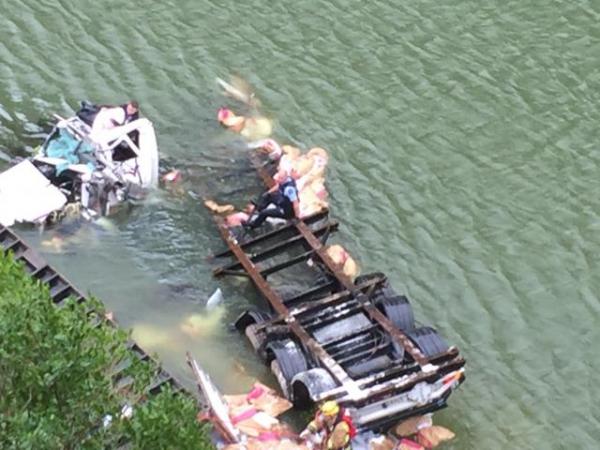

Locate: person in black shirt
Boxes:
[244,169,301,228]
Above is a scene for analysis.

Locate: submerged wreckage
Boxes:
[210,157,466,433]
[0,103,159,227]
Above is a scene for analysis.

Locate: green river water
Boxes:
[1,1,600,448]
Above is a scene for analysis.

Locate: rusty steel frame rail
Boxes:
[250,155,430,368]
[314,348,464,404]
[324,356,466,406]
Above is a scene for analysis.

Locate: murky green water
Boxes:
[2,1,600,448]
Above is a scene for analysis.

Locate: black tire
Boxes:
[290,368,338,408]
[355,272,397,302]
[408,327,450,358]
[354,272,387,288]
[268,339,309,382]
[233,309,272,332]
[381,295,415,332]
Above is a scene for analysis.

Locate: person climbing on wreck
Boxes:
[243,168,301,228]
[87,100,141,161]
[90,100,139,135]
[300,400,356,450]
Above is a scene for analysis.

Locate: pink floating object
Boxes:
[399,438,423,449]
[257,431,280,442]
[218,107,231,122]
[162,169,181,182]
[246,385,265,401]
[230,407,257,424]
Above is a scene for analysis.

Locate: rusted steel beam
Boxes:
[214,220,339,273]
[255,220,337,261]
[302,302,363,331]
[211,216,360,393]
[338,342,392,366]
[323,325,381,353]
[328,334,380,360]
[213,269,251,278]
[211,210,329,258]
[338,357,465,406]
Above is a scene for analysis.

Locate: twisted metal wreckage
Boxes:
[0,104,158,227]
[208,153,466,436]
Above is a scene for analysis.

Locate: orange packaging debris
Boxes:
[394,415,433,437]
[250,392,292,417]
[398,438,425,450]
[416,426,455,448]
[369,435,396,450]
[224,394,249,409]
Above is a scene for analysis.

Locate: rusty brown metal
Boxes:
[316,347,461,399]
[322,356,466,406]
[282,280,338,306]
[259,249,315,277]
[212,152,465,411]
[213,219,338,275]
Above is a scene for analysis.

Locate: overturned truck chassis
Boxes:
[212,161,465,432]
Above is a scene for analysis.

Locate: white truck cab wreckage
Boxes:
[0,103,159,227]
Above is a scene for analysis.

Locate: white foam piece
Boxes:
[0,160,66,226]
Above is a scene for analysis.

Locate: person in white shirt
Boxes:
[90,101,139,140]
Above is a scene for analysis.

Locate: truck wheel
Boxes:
[291,368,338,408]
[355,272,396,302]
[234,309,273,332]
[234,310,272,351]
[408,326,450,358]
[381,295,415,332]
[267,339,309,399]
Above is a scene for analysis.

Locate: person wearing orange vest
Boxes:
[300,401,356,450]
